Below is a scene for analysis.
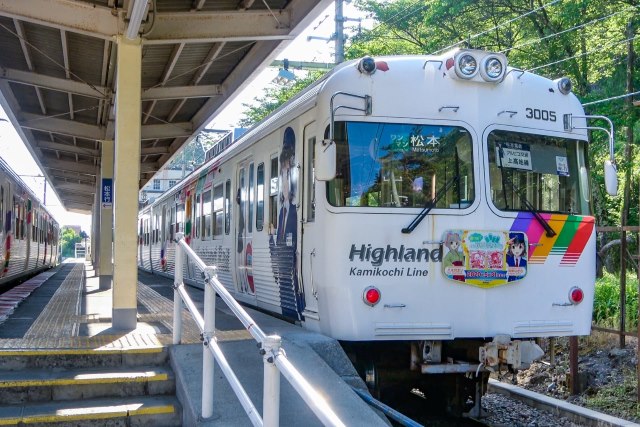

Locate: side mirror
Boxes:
[604,160,618,196]
[315,140,336,181]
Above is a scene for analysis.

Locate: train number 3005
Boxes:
[525,107,557,122]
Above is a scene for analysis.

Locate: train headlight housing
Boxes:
[446,49,508,83]
[555,77,572,95]
[358,57,377,75]
[568,286,584,305]
[480,55,506,82]
[455,53,478,78]
[363,286,381,306]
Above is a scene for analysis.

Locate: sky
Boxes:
[0,1,371,235]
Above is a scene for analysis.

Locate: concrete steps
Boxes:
[0,347,182,426]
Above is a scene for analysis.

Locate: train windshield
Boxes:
[327,122,474,208]
[488,130,591,215]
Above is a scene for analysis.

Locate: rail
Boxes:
[171,233,345,427]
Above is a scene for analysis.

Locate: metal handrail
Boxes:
[172,233,345,427]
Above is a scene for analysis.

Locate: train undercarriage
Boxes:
[342,337,543,417]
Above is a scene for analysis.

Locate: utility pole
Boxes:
[335,0,345,64]
[307,0,360,64]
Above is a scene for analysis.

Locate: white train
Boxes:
[139,49,617,415]
[0,157,59,287]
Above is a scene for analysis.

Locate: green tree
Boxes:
[238,70,328,128]
[60,227,81,258]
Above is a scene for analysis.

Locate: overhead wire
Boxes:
[344,1,428,53]
[526,33,639,72]
[431,0,563,55]
[500,4,640,54]
[582,90,640,107]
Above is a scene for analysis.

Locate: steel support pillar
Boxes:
[99,139,114,290]
[112,36,141,330]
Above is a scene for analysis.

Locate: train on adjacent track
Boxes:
[138,48,618,416]
[0,157,60,288]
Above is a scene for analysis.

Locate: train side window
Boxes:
[224,180,231,234]
[269,155,278,232]
[256,163,264,231]
[202,190,212,239]
[306,137,316,222]
[248,163,254,234]
[213,184,223,237]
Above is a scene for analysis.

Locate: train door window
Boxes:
[162,206,167,243]
[177,203,184,233]
[202,190,212,239]
[33,212,37,242]
[194,194,201,239]
[256,163,264,231]
[0,185,3,232]
[170,206,175,241]
[224,180,231,234]
[213,184,223,237]
[156,214,161,243]
[306,136,316,222]
[248,163,254,233]
[269,155,278,232]
[13,198,19,239]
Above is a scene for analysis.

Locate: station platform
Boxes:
[0,261,387,426]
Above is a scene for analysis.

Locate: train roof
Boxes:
[142,50,584,212]
[0,156,58,224]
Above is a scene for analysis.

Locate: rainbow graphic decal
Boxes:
[509,213,594,266]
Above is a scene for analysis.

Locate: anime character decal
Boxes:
[506,232,527,282]
[269,127,304,319]
[442,230,528,287]
[442,232,465,282]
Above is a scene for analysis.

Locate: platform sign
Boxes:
[101,178,113,209]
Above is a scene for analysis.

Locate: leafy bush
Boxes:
[593,272,639,330]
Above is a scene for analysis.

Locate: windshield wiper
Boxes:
[497,145,556,237]
[402,148,460,234]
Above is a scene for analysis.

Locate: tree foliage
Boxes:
[238,70,327,128]
[60,227,81,258]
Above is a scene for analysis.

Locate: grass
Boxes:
[593,272,639,331]
[583,370,640,421]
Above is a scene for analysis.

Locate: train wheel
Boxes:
[362,359,381,399]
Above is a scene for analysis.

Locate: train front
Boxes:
[306,49,616,415]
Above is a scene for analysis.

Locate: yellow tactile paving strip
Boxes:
[0,263,252,352]
[23,263,85,339]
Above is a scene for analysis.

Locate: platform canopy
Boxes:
[0,0,330,214]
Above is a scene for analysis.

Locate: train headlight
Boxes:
[555,77,572,95]
[568,286,584,305]
[480,55,506,82]
[455,53,478,78]
[358,57,377,75]
[363,286,381,306]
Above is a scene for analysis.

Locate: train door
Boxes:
[301,122,319,316]
[234,159,255,296]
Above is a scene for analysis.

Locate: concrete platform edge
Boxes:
[488,379,640,427]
